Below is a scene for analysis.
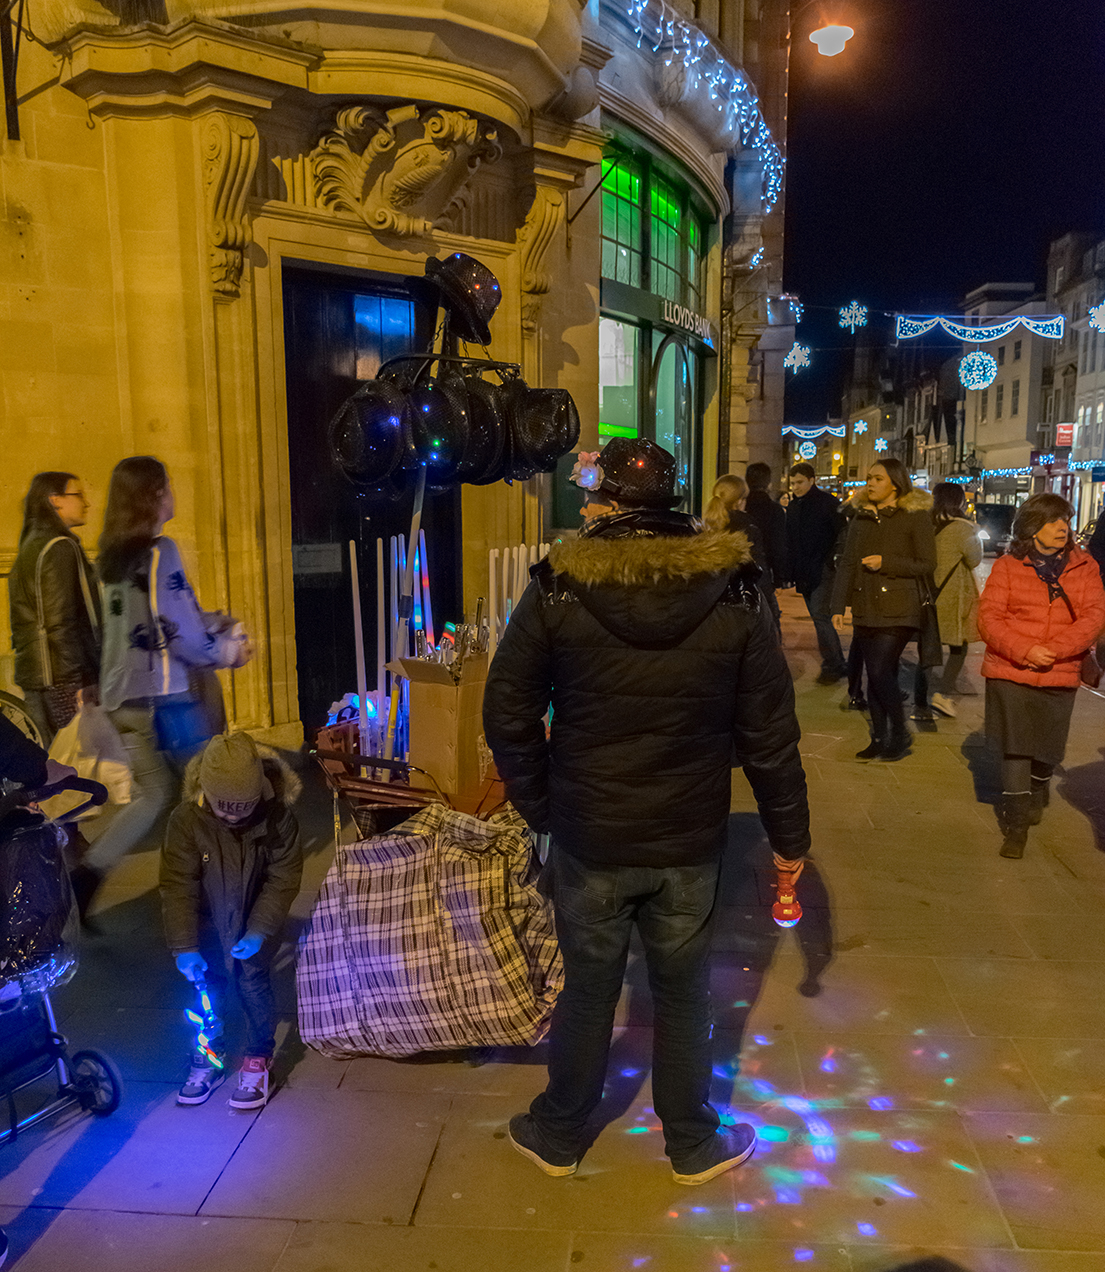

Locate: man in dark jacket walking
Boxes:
[744,462,789,592]
[484,438,810,1185]
[785,463,847,683]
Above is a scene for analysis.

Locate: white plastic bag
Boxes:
[40,704,132,820]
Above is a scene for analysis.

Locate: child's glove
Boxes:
[175,952,208,982]
[230,932,264,961]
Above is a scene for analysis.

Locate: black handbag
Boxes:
[917,575,943,668]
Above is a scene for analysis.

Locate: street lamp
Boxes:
[809,24,854,55]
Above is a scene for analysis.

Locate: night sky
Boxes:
[782,0,1105,423]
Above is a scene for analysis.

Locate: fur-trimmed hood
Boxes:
[848,487,933,515]
[546,522,758,648]
[182,742,302,810]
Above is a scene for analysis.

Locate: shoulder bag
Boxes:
[1055,584,1103,688]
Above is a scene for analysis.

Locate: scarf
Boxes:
[1026,545,1068,603]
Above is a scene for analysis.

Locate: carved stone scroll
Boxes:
[518,184,566,333]
[202,113,259,298]
[311,104,502,237]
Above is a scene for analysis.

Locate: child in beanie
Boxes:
[160,731,302,1110]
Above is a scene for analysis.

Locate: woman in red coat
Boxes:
[978,493,1105,858]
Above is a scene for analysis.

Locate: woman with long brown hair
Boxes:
[8,472,101,743]
[912,481,983,721]
[978,492,1105,858]
[73,457,247,914]
[831,458,936,761]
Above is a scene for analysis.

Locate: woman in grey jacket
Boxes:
[74,457,247,915]
[832,459,936,761]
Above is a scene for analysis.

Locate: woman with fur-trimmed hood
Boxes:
[831,458,936,762]
[483,437,809,1187]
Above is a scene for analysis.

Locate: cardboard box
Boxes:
[400,655,489,797]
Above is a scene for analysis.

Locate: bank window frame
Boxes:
[601,145,707,310]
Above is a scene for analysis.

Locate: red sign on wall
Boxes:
[1056,422,1074,447]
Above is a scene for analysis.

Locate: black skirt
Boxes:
[985,678,1077,764]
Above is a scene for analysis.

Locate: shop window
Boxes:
[599,316,640,441]
[1011,380,1020,416]
[995,384,1004,418]
[601,158,643,288]
[601,144,706,309]
[654,337,693,501]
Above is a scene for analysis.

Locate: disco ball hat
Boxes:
[328,380,414,488]
[597,437,680,508]
[502,380,581,480]
[407,376,470,485]
[456,375,507,484]
[425,252,502,346]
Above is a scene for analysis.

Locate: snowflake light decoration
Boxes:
[797,440,818,460]
[839,301,868,334]
[784,342,811,374]
[853,421,868,435]
[1089,302,1105,333]
[959,350,998,390]
[874,437,888,453]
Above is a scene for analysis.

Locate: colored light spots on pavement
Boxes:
[820,1056,836,1072]
[754,1035,772,1046]
[782,1096,812,1113]
[857,1223,878,1236]
[795,1252,815,1263]
[621,1068,640,1077]
[759,1126,790,1142]
[627,1126,650,1134]
[852,1130,881,1141]
[691,1206,708,1213]
[869,1097,894,1110]
[944,1077,956,1085]
[874,1177,917,1198]
[1016,1135,1035,1143]
[892,1140,921,1153]
[776,1189,802,1204]
[751,1080,776,1097]
[938,1051,950,1060]
[813,1144,836,1162]
[736,1203,754,1212]
[948,1160,975,1173]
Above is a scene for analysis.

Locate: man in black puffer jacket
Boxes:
[484,438,810,1186]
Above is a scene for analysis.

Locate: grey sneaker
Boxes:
[507,1113,578,1177]
[672,1123,757,1185]
[228,1056,270,1110]
[177,1052,226,1105]
[930,692,958,718]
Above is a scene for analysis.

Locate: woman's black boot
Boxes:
[878,733,912,762]
[855,736,883,761]
[999,792,1032,859]
[1028,777,1050,827]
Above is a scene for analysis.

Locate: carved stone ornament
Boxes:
[202,113,260,298]
[518,184,565,333]
[311,104,502,237]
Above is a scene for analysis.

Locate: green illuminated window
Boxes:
[601,160,642,288]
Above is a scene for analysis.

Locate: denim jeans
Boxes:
[197,931,277,1060]
[802,568,846,676]
[530,847,721,1163]
[83,706,175,875]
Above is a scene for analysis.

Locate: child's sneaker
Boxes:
[228,1056,270,1110]
[177,1051,225,1105]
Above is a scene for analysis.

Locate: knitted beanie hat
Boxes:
[200,732,263,816]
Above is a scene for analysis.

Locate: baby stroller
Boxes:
[0,774,123,1145]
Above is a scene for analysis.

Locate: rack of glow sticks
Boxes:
[487,542,550,658]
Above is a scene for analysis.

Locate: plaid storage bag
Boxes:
[296,803,562,1058]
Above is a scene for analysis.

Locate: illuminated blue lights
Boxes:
[784,342,811,373]
[868,1096,893,1109]
[959,350,998,390]
[820,1057,837,1072]
[798,440,818,460]
[795,1251,815,1262]
[874,438,888,453]
[1089,302,1105,332]
[626,0,785,206]
[783,424,846,439]
[892,1140,921,1153]
[839,301,868,333]
[857,1223,878,1237]
[896,314,1064,341]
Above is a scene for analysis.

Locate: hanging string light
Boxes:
[896,315,1064,342]
[959,350,998,390]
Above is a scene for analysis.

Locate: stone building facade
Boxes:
[1,0,787,740]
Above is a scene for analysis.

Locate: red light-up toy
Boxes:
[772,862,804,928]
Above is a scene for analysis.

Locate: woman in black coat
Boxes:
[831,459,936,761]
[8,472,102,744]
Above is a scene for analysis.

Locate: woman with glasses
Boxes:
[8,472,101,744]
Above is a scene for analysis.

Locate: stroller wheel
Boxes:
[69,1049,124,1115]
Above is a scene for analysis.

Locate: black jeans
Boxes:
[197,929,277,1060]
[530,848,721,1164]
[854,625,913,743]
